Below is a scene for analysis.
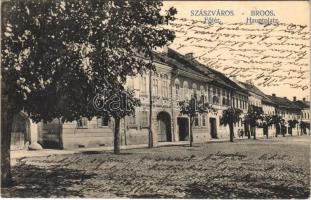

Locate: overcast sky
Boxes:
[162,1,310,101]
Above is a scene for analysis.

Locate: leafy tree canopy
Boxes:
[244,105,263,126]
[288,119,299,128]
[2,0,176,123]
[179,95,213,119]
[220,107,242,126]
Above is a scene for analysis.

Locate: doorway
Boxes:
[209,117,218,139]
[11,113,30,150]
[177,117,189,141]
[157,112,172,142]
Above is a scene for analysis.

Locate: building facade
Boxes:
[35,49,249,149]
[11,49,309,150]
[268,94,302,136]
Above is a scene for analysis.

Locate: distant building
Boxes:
[293,97,310,135]
[267,94,302,136]
[235,81,277,137]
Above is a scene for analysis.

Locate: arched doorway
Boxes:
[11,112,30,150]
[157,112,172,142]
[177,117,189,141]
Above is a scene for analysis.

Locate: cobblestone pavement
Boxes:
[2,136,310,198]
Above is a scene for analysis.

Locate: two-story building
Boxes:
[37,48,249,149]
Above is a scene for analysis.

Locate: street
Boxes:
[2,136,310,198]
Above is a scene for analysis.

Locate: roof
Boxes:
[155,48,248,94]
[267,95,301,110]
[293,100,310,109]
[153,52,209,82]
[238,82,275,105]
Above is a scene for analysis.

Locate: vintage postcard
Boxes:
[1,0,310,199]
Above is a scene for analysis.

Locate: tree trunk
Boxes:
[190,118,193,147]
[114,118,121,154]
[247,124,251,139]
[282,126,285,137]
[263,125,268,139]
[275,124,279,137]
[229,123,234,142]
[265,126,269,139]
[252,126,256,140]
[1,106,14,187]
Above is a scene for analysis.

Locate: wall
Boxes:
[61,118,113,149]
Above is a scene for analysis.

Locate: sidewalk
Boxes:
[10,134,303,161]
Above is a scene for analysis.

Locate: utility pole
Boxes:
[148,70,153,148]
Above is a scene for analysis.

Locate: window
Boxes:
[202,115,206,126]
[217,88,220,100]
[213,87,216,96]
[193,83,197,99]
[201,95,205,103]
[200,86,205,102]
[175,79,180,100]
[140,76,147,94]
[128,116,136,125]
[195,116,199,126]
[213,96,219,104]
[183,81,189,100]
[222,97,226,106]
[77,117,88,128]
[175,84,180,100]
[212,87,220,105]
[99,116,109,127]
[208,86,212,102]
[153,77,158,97]
[162,75,169,98]
[141,111,149,127]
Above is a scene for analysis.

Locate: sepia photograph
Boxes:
[1,0,310,198]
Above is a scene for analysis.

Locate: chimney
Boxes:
[185,52,194,60]
[272,93,276,97]
[293,96,297,101]
[230,75,238,82]
[303,97,306,101]
[245,79,253,85]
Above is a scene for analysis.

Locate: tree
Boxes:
[220,107,242,142]
[288,119,298,136]
[300,121,310,135]
[244,105,263,140]
[280,119,287,137]
[262,115,273,139]
[179,95,213,147]
[96,87,140,154]
[271,115,283,137]
[1,0,176,186]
